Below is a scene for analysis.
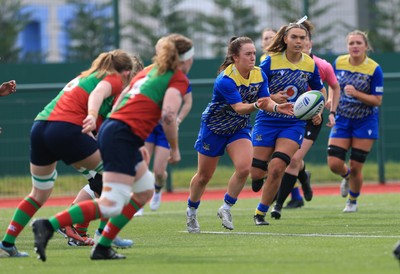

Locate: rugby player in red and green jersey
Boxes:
[32,33,195,261]
[0,49,134,258]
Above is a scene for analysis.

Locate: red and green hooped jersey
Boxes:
[35,72,124,128]
[110,65,189,140]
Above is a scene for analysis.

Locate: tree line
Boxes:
[0,0,399,63]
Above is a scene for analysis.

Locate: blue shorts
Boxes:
[145,124,170,149]
[98,119,144,176]
[30,121,98,166]
[252,122,305,147]
[329,115,379,139]
[194,122,251,157]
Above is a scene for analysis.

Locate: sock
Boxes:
[348,190,360,204]
[154,184,162,193]
[298,164,307,184]
[75,221,90,236]
[187,199,200,216]
[76,167,96,180]
[342,167,350,179]
[291,184,302,200]
[222,193,237,209]
[98,197,142,247]
[276,173,298,206]
[255,203,269,216]
[48,200,101,231]
[2,196,42,245]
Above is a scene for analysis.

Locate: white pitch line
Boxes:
[179,231,400,238]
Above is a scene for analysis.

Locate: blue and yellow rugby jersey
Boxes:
[334,54,383,119]
[201,64,270,136]
[258,51,323,124]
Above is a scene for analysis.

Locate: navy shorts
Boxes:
[98,119,144,176]
[30,120,98,166]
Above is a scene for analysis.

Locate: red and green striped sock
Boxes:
[98,197,141,247]
[48,200,101,230]
[2,196,42,245]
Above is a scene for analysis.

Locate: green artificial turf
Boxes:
[1,193,399,273]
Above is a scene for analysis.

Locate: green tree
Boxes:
[64,0,114,62]
[124,0,260,59]
[266,0,337,53]
[0,0,31,63]
[125,0,201,60]
[368,0,400,53]
[205,0,260,56]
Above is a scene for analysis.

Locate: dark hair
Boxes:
[262,28,277,35]
[267,22,309,53]
[301,20,314,40]
[218,36,254,74]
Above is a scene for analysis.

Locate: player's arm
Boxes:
[82,81,112,134]
[326,82,340,127]
[0,80,16,97]
[344,85,382,106]
[177,92,192,126]
[162,87,183,164]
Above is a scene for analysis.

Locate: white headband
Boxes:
[179,47,194,61]
[296,15,308,24]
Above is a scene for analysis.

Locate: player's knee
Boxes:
[83,184,97,199]
[99,183,131,218]
[350,148,369,163]
[31,170,58,190]
[327,145,347,161]
[252,158,268,171]
[132,170,155,193]
[271,151,291,166]
[133,189,154,205]
[88,173,103,196]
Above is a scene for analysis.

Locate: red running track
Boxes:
[0,183,399,208]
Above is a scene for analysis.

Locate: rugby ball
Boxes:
[294,90,325,120]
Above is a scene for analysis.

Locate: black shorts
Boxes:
[304,118,323,141]
[97,119,144,176]
[30,120,98,166]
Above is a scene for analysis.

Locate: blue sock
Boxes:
[256,203,269,215]
[188,198,200,209]
[348,190,360,204]
[291,186,302,201]
[224,193,237,206]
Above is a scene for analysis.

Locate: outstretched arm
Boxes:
[0,80,16,97]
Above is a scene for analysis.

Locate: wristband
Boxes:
[330,111,336,116]
[273,104,278,113]
[253,102,260,110]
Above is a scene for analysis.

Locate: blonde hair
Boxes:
[152,33,193,75]
[80,49,134,78]
[131,55,144,77]
[347,30,373,53]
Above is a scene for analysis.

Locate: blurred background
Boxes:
[0,0,399,196]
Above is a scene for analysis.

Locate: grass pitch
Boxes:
[1,193,400,274]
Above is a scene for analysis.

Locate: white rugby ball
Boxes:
[294,90,325,120]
